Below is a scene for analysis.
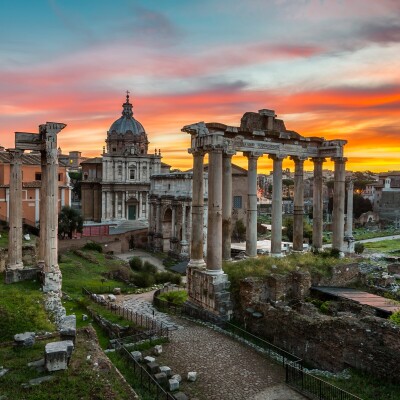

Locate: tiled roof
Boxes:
[0,152,68,166]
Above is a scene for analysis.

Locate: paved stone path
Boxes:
[115,250,166,271]
[119,293,306,399]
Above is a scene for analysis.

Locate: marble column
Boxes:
[38,150,48,263]
[332,157,347,252]
[245,153,259,258]
[222,153,233,261]
[180,203,189,256]
[189,150,206,268]
[114,192,118,219]
[171,205,176,237]
[139,191,143,218]
[41,122,66,293]
[269,154,285,257]
[7,149,23,270]
[291,156,305,251]
[312,157,325,250]
[207,147,223,273]
[101,191,106,221]
[122,192,126,219]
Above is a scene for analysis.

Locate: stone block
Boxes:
[173,392,188,400]
[0,367,9,377]
[153,344,162,355]
[147,362,160,374]
[130,351,142,362]
[171,374,182,383]
[143,356,156,363]
[153,372,167,386]
[14,332,35,347]
[60,315,76,341]
[82,314,88,321]
[108,294,116,302]
[187,371,197,382]
[21,375,55,388]
[388,263,400,275]
[168,378,179,391]
[45,340,74,372]
[113,287,121,295]
[159,365,172,378]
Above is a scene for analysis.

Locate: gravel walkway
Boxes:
[157,317,307,400]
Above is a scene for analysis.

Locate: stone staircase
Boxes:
[109,219,148,234]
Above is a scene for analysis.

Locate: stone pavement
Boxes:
[114,250,166,271]
[119,292,306,399]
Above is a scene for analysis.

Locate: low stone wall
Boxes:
[5,267,41,284]
[314,263,360,287]
[241,302,400,381]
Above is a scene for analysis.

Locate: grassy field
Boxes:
[363,238,400,253]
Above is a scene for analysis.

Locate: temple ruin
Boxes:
[182,109,347,321]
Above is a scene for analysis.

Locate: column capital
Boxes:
[243,151,261,159]
[290,155,307,163]
[331,157,347,164]
[347,180,354,190]
[204,144,223,153]
[311,157,326,164]
[268,154,286,161]
[189,148,206,157]
[8,148,24,164]
[223,151,235,158]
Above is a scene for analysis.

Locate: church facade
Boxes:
[81,94,166,223]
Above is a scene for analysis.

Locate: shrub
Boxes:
[105,265,134,282]
[83,242,103,253]
[143,261,157,274]
[158,290,187,305]
[129,256,143,271]
[389,311,400,326]
[354,242,365,254]
[132,272,155,288]
[155,271,181,285]
[330,248,341,258]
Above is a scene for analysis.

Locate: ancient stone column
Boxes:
[312,157,325,250]
[332,157,347,252]
[139,191,143,218]
[38,150,48,265]
[154,199,162,251]
[114,192,118,219]
[222,153,233,261]
[269,155,285,256]
[346,181,354,236]
[7,149,23,270]
[180,203,189,257]
[101,191,106,221]
[245,152,259,258]
[41,122,66,293]
[291,156,305,251]
[207,147,223,273]
[171,204,176,237]
[189,150,206,268]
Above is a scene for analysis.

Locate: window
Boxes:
[233,196,242,209]
[118,165,122,176]
[58,173,63,181]
[129,168,135,180]
[35,172,41,181]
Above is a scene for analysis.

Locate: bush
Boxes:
[105,265,134,282]
[330,248,341,258]
[83,242,103,253]
[132,272,155,288]
[155,271,181,285]
[354,242,365,254]
[158,290,187,305]
[389,311,400,326]
[129,256,143,271]
[143,261,157,274]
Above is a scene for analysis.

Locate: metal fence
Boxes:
[286,362,363,400]
[116,338,175,400]
[82,287,169,339]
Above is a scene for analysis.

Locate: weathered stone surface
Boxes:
[0,367,9,377]
[14,332,35,347]
[153,344,162,355]
[60,315,76,341]
[82,314,88,321]
[130,351,142,362]
[45,340,74,372]
[143,356,155,363]
[21,375,55,388]
[173,392,188,400]
[108,294,116,302]
[146,362,160,374]
[388,263,400,274]
[113,287,121,295]
[153,372,167,386]
[168,378,179,391]
[159,365,172,378]
[171,374,182,383]
[187,371,197,382]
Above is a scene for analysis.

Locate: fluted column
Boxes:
[269,154,285,257]
[189,150,206,267]
[41,122,66,293]
[312,157,325,250]
[245,153,259,258]
[332,157,347,252]
[7,149,23,270]
[180,202,189,257]
[346,181,354,237]
[222,153,233,261]
[207,147,223,273]
[291,156,305,251]
[38,150,48,263]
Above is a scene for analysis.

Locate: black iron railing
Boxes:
[286,362,363,400]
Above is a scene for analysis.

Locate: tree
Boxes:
[68,171,82,201]
[58,206,83,239]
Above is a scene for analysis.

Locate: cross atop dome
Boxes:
[122,91,133,118]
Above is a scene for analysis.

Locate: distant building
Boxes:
[58,149,88,172]
[0,150,71,226]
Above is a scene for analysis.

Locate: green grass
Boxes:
[326,368,400,400]
[363,239,400,253]
[0,331,132,400]
[0,279,55,342]
[158,290,188,305]
[0,231,8,247]
[353,228,400,241]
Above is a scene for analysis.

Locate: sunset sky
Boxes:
[1,0,400,173]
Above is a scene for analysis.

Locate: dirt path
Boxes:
[115,250,166,271]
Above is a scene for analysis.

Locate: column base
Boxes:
[186,266,232,323]
[270,252,283,258]
[6,262,24,270]
[188,259,206,269]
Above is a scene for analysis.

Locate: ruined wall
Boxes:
[238,273,400,381]
[0,243,37,272]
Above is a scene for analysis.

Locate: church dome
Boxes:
[108,93,145,135]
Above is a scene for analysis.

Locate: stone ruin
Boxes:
[5,122,66,293]
[181,109,348,322]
